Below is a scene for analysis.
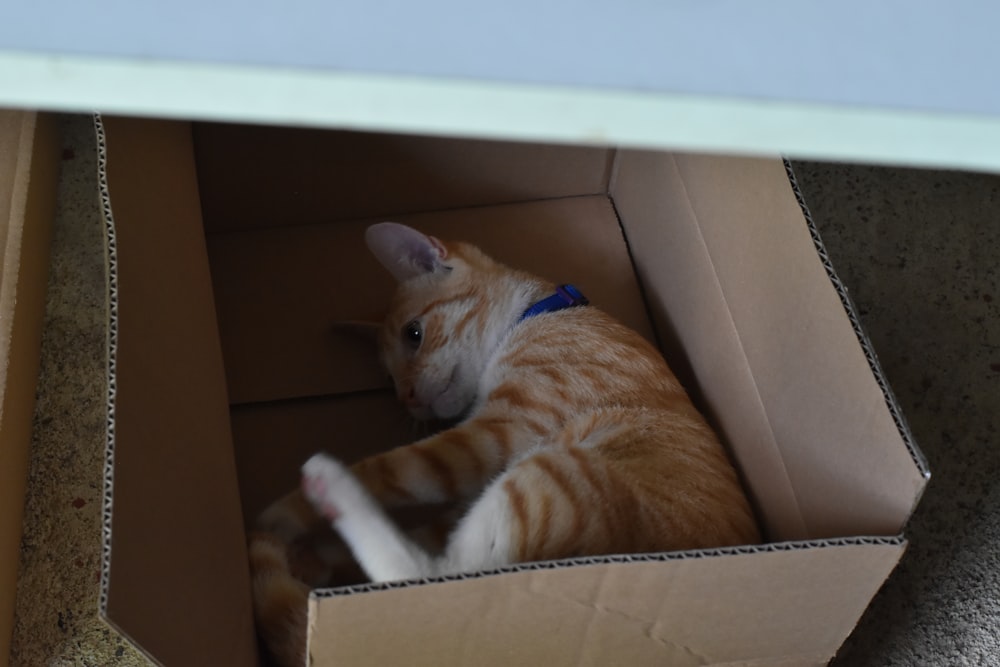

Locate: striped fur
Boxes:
[251,222,760,665]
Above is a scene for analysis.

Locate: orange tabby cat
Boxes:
[250,222,760,666]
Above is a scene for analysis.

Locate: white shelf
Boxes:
[3,1,998,171]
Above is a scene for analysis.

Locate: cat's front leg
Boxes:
[303,453,435,582]
[351,415,519,509]
[253,422,493,542]
[258,414,520,542]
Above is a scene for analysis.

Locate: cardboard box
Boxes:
[0,111,58,667]
[96,115,929,666]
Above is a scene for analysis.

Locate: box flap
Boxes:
[308,539,905,666]
[612,151,927,540]
[209,196,654,405]
[0,111,58,667]
[193,123,614,233]
[100,117,258,666]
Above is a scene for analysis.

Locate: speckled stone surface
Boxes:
[10,116,146,666]
[9,115,1000,665]
[791,162,1000,666]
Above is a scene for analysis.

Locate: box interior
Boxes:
[99,117,927,666]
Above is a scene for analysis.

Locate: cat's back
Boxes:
[481,305,695,419]
[478,304,761,551]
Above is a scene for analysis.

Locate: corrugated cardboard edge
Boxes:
[0,111,58,667]
[311,535,905,599]
[91,113,181,667]
[91,114,162,665]
[783,160,931,490]
[95,113,118,622]
[93,114,258,666]
[307,536,907,666]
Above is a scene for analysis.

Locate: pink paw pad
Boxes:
[302,461,342,521]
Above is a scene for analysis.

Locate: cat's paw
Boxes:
[301,453,353,522]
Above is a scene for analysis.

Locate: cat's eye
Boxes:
[402,320,423,350]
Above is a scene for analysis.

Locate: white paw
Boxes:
[301,453,354,522]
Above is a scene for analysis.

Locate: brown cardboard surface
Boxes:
[102,117,258,666]
[0,113,18,283]
[612,150,805,541]
[308,540,905,667]
[674,154,924,538]
[613,151,925,540]
[208,196,654,405]
[0,111,57,667]
[193,123,613,233]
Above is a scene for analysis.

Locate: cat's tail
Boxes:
[248,532,310,667]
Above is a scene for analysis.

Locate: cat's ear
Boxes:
[366,222,449,282]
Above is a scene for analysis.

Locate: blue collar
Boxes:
[519,284,589,322]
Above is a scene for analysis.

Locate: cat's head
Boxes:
[366,222,507,421]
